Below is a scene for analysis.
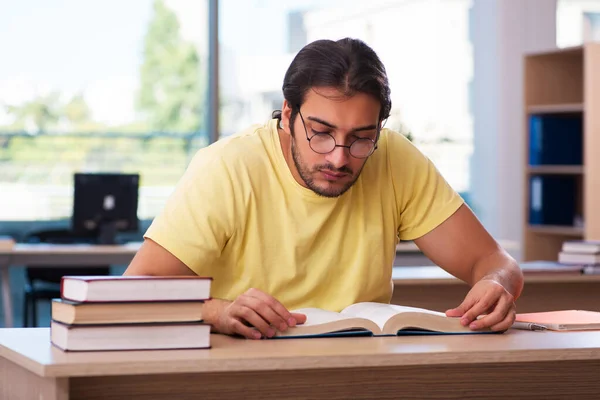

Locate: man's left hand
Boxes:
[445,279,516,331]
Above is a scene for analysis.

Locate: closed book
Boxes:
[516,310,600,331]
[51,298,204,325]
[50,320,211,351]
[528,175,576,226]
[61,275,212,303]
[562,240,600,254]
[558,252,600,265]
[529,114,583,165]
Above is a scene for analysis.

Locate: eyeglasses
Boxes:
[297,108,378,159]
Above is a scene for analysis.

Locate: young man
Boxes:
[124,38,524,340]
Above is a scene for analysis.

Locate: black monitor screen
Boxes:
[72,173,139,244]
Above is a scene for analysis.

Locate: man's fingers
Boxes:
[490,307,516,332]
[291,312,307,325]
[239,294,289,331]
[469,297,511,330]
[460,293,497,326]
[246,288,296,327]
[230,320,262,340]
[445,296,475,318]
[446,295,478,320]
[234,305,275,338]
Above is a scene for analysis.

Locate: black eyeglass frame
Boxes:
[296,107,380,159]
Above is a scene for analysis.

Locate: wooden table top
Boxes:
[2,328,600,378]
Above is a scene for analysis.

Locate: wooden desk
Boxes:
[392,266,600,313]
[1,328,600,399]
[0,243,140,327]
[394,239,521,266]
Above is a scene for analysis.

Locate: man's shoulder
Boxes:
[370,127,424,164]
[186,120,276,180]
[197,120,273,159]
[378,127,414,151]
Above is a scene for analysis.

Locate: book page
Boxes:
[292,308,355,327]
[341,302,446,330]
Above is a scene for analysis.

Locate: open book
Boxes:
[274,302,494,338]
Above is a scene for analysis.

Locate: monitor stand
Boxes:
[97,221,118,245]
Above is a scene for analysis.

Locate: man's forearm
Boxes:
[471,249,524,300]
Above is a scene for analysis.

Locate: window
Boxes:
[219,0,474,195]
[0,0,209,221]
[557,0,600,47]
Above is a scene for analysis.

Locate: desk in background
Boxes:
[0,241,429,327]
[0,243,141,328]
[1,328,600,399]
[394,239,521,266]
[392,266,600,313]
[1,241,594,327]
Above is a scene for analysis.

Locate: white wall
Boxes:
[470,0,557,256]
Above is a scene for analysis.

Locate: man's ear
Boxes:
[281,100,293,133]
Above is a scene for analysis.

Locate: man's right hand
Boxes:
[202,288,307,340]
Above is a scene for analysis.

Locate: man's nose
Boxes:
[325,145,351,169]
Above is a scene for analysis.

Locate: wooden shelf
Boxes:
[527,225,584,236]
[527,165,584,174]
[524,44,600,261]
[527,103,584,114]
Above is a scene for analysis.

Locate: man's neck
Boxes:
[277,127,307,189]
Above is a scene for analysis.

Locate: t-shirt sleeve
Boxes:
[143,149,237,274]
[387,130,464,241]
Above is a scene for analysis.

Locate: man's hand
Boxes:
[202,288,307,340]
[445,279,516,331]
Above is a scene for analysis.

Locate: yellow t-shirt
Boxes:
[144,119,463,311]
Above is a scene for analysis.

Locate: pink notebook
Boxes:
[516,310,600,331]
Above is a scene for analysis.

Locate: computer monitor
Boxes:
[71,173,140,245]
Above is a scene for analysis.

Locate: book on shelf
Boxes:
[273,302,498,338]
[50,320,211,351]
[558,252,600,265]
[51,298,204,325]
[516,310,600,331]
[60,275,212,302]
[562,240,600,254]
[528,175,577,226]
[528,114,583,166]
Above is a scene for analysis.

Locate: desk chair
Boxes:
[23,229,111,327]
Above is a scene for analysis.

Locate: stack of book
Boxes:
[558,240,600,274]
[50,275,212,351]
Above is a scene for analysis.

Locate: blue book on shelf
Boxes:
[529,175,577,226]
[529,114,583,165]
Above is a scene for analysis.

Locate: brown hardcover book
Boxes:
[52,298,204,325]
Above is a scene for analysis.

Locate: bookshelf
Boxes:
[524,43,600,261]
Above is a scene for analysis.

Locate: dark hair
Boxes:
[272,38,392,127]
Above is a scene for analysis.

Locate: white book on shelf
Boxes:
[562,240,600,254]
[558,251,600,265]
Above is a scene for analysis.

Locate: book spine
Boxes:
[529,115,541,165]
